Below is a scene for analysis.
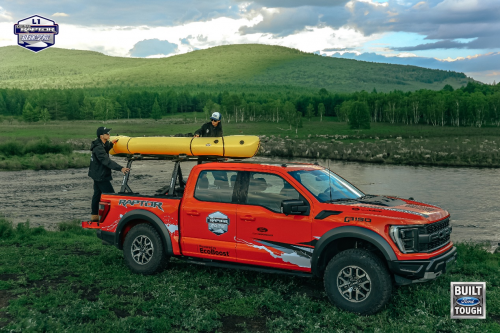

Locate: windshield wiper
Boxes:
[325,198,360,203]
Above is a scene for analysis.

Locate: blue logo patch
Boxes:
[14,15,59,53]
[456,297,480,307]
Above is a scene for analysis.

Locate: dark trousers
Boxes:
[91,180,115,214]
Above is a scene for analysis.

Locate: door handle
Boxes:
[240,216,255,221]
[187,210,200,216]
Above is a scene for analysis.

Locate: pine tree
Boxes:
[39,108,50,124]
[22,101,38,122]
[151,98,162,120]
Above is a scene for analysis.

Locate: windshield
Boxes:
[288,169,364,203]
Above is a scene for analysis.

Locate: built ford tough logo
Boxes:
[451,282,486,319]
[118,199,164,212]
[207,211,230,235]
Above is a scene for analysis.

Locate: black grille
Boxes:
[419,218,451,252]
[424,234,451,252]
[424,218,449,234]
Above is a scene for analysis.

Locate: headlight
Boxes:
[390,225,421,253]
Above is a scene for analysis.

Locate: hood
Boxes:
[334,195,449,222]
[90,138,103,151]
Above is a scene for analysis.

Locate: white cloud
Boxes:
[52,13,69,17]
[0,6,12,21]
[0,15,383,58]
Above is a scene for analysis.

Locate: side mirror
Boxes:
[281,200,309,216]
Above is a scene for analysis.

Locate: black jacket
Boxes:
[88,139,123,181]
[194,122,223,137]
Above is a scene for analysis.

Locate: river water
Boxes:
[291,157,500,246]
[0,156,498,246]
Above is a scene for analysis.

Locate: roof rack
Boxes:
[223,160,322,167]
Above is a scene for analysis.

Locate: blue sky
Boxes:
[1,0,499,83]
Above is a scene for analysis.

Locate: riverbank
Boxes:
[1,117,499,170]
[0,219,498,332]
[259,135,500,168]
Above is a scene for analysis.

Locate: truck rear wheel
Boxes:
[324,249,392,315]
[123,224,168,275]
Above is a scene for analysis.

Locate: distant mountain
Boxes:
[0,44,471,92]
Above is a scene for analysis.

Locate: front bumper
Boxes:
[388,246,457,285]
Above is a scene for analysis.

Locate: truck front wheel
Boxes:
[324,249,392,315]
[123,224,168,275]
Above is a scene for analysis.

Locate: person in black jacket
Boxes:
[194,112,223,137]
[88,127,129,222]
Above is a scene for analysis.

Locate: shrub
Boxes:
[24,137,72,155]
[0,141,25,156]
[0,217,14,239]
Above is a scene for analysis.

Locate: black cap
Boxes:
[96,126,112,137]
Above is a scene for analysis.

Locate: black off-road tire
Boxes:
[123,224,169,275]
[324,249,392,315]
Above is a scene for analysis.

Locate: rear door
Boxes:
[180,169,240,262]
[236,171,313,272]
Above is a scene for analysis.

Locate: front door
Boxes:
[180,169,239,262]
[236,172,313,272]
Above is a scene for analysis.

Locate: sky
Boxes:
[1,0,499,84]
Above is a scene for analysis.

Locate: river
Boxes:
[0,156,498,246]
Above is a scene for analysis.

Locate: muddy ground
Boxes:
[0,156,198,230]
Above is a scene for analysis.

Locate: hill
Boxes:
[0,44,470,92]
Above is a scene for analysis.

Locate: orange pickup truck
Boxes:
[83,156,456,315]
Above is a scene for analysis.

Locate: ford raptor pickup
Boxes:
[82,156,456,315]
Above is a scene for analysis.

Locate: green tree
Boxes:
[151,98,162,120]
[39,108,50,124]
[349,101,371,129]
[22,101,38,122]
[293,110,303,134]
[81,97,94,120]
[93,97,115,122]
[283,101,296,130]
[0,94,7,115]
[306,103,314,121]
[318,103,325,122]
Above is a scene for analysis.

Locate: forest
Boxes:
[0,81,499,130]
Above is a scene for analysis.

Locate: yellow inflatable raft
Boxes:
[109,135,260,159]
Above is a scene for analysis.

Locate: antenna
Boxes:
[328,158,332,202]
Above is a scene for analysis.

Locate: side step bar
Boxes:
[177,257,313,278]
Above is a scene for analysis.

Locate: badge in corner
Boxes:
[451,282,486,319]
[14,15,59,53]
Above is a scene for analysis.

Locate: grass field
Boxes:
[0,116,499,169]
[0,218,498,332]
[0,44,469,93]
[1,115,499,142]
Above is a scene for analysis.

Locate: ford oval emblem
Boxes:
[257,227,268,232]
[456,297,480,306]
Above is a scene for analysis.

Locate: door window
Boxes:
[245,172,301,213]
[194,170,238,203]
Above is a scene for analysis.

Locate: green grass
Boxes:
[1,115,499,142]
[0,44,470,93]
[0,138,88,171]
[0,218,498,332]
